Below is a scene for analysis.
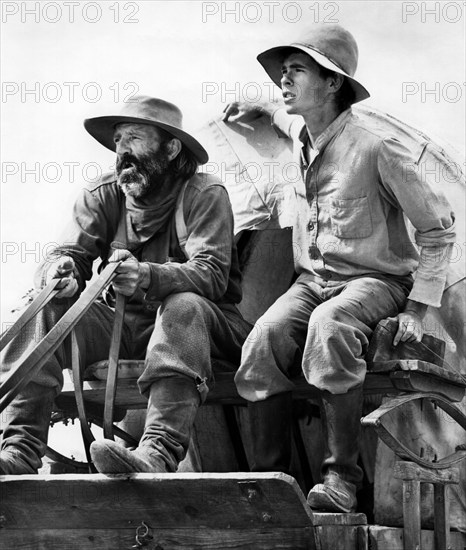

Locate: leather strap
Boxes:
[0,262,121,413]
[70,329,97,472]
[175,180,189,257]
[0,279,61,352]
[103,292,127,439]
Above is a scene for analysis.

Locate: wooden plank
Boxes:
[390,371,465,402]
[314,525,368,550]
[402,479,421,550]
[0,527,316,550]
[311,512,367,526]
[0,263,121,412]
[369,359,466,388]
[0,279,60,352]
[366,318,446,368]
[0,473,314,531]
[394,461,460,484]
[58,371,411,411]
[433,484,450,550]
[367,525,466,550]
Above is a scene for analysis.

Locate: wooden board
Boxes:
[367,525,466,550]
[0,527,315,550]
[57,365,463,414]
[366,318,446,368]
[0,472,317,550]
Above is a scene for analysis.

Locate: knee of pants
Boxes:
[307,302,367,348]
[244,314,299,352]
[149,292,212,355]
[158,292,211,325]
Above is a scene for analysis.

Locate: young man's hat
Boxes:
[257,24,370,104]
[84,96,209,164]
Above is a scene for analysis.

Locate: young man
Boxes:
[224,25,456,513]
[1,96,250,475]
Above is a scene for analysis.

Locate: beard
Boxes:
[116,146,172,199]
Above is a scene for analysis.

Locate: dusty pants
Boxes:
[236,274,410,400]
[1,291,250,457]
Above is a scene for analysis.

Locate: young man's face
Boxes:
[113,123,172,199]
[280,52,332,116]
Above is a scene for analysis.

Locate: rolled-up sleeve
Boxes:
[144,184,234,302]
[378,137,456,307]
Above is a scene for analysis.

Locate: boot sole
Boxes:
[307,488,356,513]
[90,442,141,474]
[90,441,167,474]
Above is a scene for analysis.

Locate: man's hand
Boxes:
[46,256,79,299]
[393,300,427,346]
[108,249,150,296]
[222,100,278,123]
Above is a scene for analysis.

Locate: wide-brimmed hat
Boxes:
[84,96,209,164]
[257,24,370,104]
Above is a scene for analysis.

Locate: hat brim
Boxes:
[257,44,370,104]
[83,115,209,165]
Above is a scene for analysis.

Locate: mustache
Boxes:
[116,153,143,175]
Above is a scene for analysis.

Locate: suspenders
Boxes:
[174,180,189,257]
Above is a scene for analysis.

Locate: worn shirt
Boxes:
[272,108,456,307]
[36,172,243,313]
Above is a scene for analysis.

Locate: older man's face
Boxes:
[114,123,171,199]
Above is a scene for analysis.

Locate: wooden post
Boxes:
[402,479,421,550]
[394,461,460,550]
[433,484,450,550]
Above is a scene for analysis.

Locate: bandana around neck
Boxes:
[123,176,185,250]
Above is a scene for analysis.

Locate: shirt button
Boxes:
[308,221,314,231]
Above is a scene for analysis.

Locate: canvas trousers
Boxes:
[1,291,251,403]
[235,274,410,400]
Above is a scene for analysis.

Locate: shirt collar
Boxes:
[299,108,352,155]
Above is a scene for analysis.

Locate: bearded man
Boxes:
[1,96,250,475]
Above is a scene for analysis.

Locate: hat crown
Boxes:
[83,95,209,163]
[119,95,184,130]
[295,24,359,76]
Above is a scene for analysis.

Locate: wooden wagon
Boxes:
[1,108,465,549]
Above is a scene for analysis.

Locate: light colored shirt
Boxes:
[272,107,456,307]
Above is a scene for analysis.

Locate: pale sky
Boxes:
[1,0,465,320]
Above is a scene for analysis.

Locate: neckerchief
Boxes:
[123,176,185,251]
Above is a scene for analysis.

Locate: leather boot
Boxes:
[307,386,363,513]
[248,392,292,474]
[91,375,200,474]
[0,383,55,475]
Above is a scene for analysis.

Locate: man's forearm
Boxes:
[138,262,151,291]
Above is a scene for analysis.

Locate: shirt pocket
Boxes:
[330,196,373,239]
